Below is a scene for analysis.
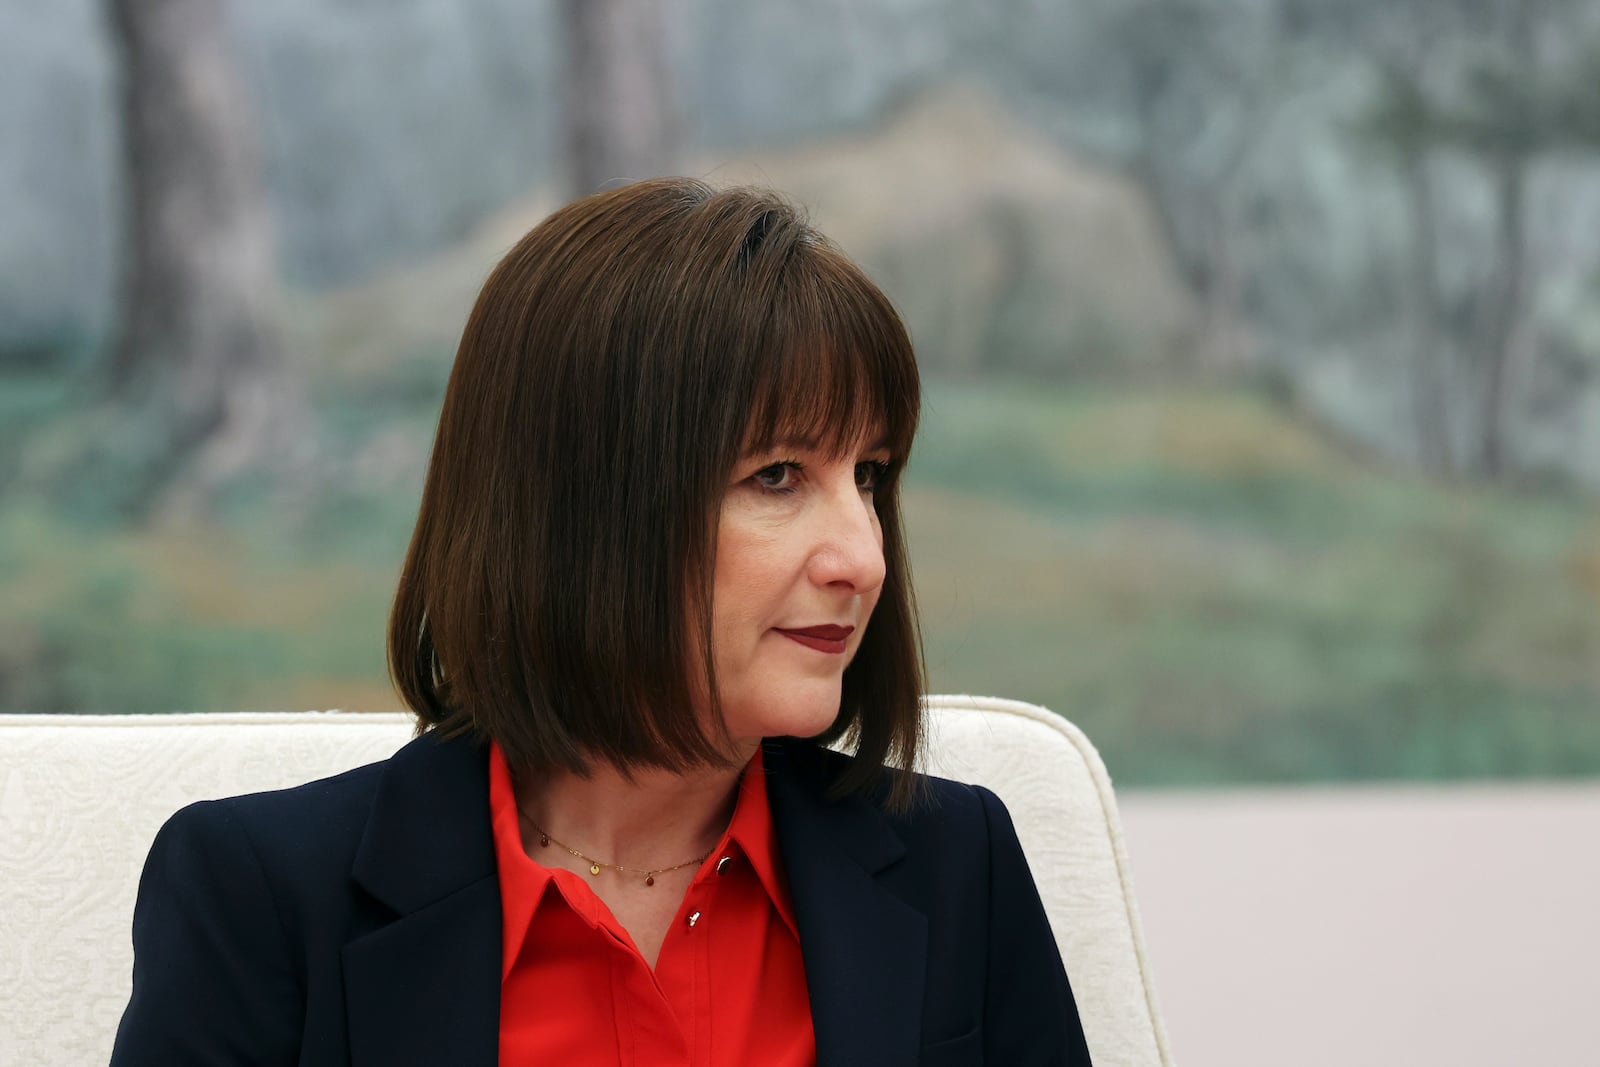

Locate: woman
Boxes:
[111,178,1093,1066]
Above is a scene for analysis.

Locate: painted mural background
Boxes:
[4,0,1599,786]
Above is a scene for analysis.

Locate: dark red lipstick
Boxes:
[775,624,854,654]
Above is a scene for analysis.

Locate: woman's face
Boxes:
[710,430,891,746]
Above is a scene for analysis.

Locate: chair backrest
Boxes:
[0,697,1171,1066]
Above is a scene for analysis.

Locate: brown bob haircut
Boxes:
[388,177,924,806]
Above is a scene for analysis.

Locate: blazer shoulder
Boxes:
[895,771,1003,858]
[114,746,413,1066]
[771,738,997,840]
[148,743,401,901]
[178,750,387,833]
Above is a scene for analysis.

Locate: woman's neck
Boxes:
[516,742,759,868]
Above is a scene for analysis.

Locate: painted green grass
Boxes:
[907,381,1600,784]
[3,378,1598,786]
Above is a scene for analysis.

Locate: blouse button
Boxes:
[715,856,733,875]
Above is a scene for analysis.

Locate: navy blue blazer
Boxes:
[111,730,1093,1066]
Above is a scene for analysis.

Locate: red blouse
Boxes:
[488,742,816,1066]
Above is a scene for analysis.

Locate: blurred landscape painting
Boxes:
[4,0,1600,786]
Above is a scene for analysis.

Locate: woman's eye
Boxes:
[753,462,799,492]
[856,460,890,492]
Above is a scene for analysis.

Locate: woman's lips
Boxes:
[775,624,854,654]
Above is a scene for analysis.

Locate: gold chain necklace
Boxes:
[520,813,712,887]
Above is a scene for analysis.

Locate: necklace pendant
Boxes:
[645,875,655,886]
[589,864,601,876]
[539,834,549,847]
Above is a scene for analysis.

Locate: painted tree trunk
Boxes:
[1474,152,1527,479]
[104,0,292,512]
[1399,145,1452,476]
[559,0,680,198]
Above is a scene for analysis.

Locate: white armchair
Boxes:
[0,696,1172,1065]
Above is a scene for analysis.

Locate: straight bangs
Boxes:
[741,245,921,467]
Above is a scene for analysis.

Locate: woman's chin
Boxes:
[723,688,843,743]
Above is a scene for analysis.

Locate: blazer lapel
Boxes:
[765,741,928,1067]
[342,729,501,1067]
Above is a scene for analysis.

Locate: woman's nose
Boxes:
[809,474,886,593]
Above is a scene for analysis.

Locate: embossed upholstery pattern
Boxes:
[0,697,1171,1066]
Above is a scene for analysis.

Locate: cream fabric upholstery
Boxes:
[0,697,1171,1066]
